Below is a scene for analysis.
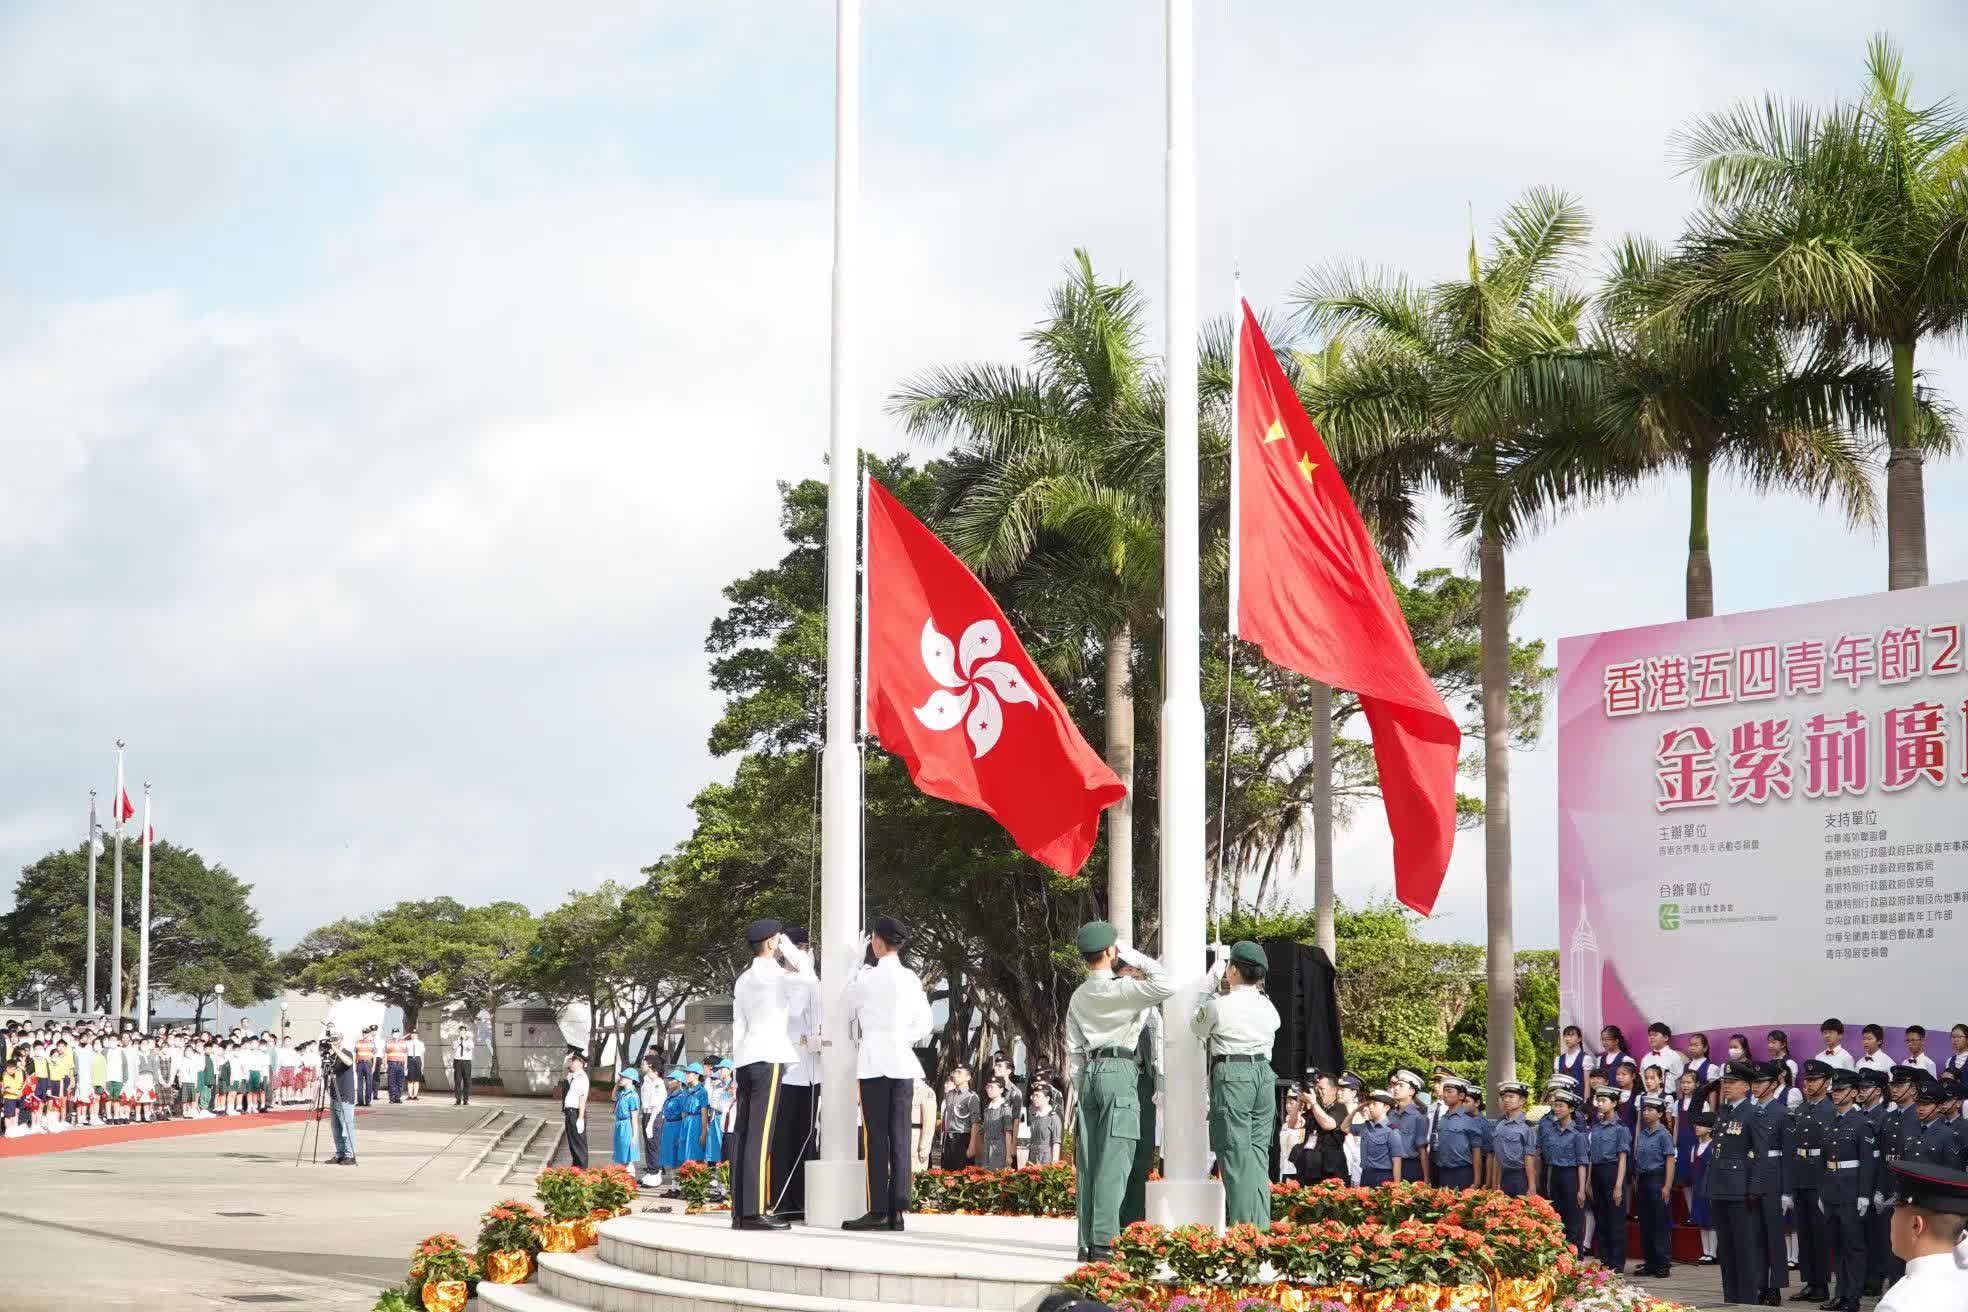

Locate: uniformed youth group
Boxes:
[705,917,1968,1312]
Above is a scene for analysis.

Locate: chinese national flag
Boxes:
[864,478,1125,876]
[1233,300,1461,915]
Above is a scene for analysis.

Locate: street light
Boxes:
[279,999,289,1044]
[214,981,226,1035]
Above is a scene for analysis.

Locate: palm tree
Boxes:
[1539,235,1885,619]
[1292,188,1599,1096]
[1670,33,1968,589]
[887,250,1160,937]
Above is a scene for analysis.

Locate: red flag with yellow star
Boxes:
[1231,299,1461,915]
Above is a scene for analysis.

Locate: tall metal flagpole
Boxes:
[86,791,99,1015]
[138,784,152,1033]
[1146,0,1222,1228]
[111,739,126,1025]
[804,0,868,1231]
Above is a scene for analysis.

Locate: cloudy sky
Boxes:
[5,1,1965,953]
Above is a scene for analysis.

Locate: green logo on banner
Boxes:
[1658,903,1681,931]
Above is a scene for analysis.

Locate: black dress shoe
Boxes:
[842,1212,889,1232]
[1697,1255,1719,1265]
[1796,1288,1828,1302]
[1760,1290,1782,1307]
[736,1215,790,1231]
[1086,1245,1112,1263]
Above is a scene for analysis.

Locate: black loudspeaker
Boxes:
[1258,940,1344,1082]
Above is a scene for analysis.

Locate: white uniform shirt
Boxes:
[1191,983,1282,1056]
[563,1068,589,1117]
[1904,1052,1937,1077]
[1875,1251,1968,1312]
[732,954,801,1068]
[406,1036,425,1062]
[1639,1047,1687,1086]
[847,954,932,1080]
[640,1070,666,1127]
[451,1031,475,1062]
[780,945,822,1088]
[1813,1045,1857,1072]
[1856,1050,1895,1074]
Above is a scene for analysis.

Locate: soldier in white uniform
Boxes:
[1876,1160,1968,1312]
[1192,941,1282,1228]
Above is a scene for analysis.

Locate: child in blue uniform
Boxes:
[1351,1089,1403,1186]
[1587,1087,1633,1274]
[612,1072,642,1168]
[659,1069,687,1171]
[680,1065,709,1162]
[1632,1094,1678,1277]
[1536,1088,1588,1252]
[1686,1110,1717,1263]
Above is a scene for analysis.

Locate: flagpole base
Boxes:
[1146,1176,1223,1229]
[802,1158,867,1230]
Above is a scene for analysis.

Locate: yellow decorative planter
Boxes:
[420,1279,468,1312]
[482,1250,534,1284]
[539,1220,579,1253]
[572,1216,599,1249]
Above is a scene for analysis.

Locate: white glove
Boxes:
[1874,1191,1887,1208]
[1116,944,1154,972]
[1857,1197,1870,1217]
[1781,1194,1793,1214]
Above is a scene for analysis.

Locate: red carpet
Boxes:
[0,1108,366,1159]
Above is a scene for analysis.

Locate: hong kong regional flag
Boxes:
[1233,300,1461,915]
[864,478,1125,876]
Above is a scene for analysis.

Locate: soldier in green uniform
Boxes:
[1192,941,1282,1228]
[1066,920,1174,1262]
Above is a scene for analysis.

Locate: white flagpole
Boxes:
[138,785,152,1034]
[805,0,868,1230]
[1227,276,1243,637]
[111,739,126,1025]
[1148,0,1221,1228]
[86,791,100,1015]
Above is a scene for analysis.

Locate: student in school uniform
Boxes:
[1944,1024,1968,1081]
[1686,1033,1722,1091]
[659,1070,688,1177]
[1815,1019,1858,1072]
[1614,1062,1641,1140]
[1639,1023,1687,1090]
[1674,1069,1702,1221]
[1586,1087,1634,1274]
[1351,1089,1403,1186]
[1554,1025,1591,1091]
[1686,1110,1718,1264]
[1855,1024,1895,1075]
[1632,1094,1678,1278]
[1598,1025,1636,1085]
[1764,1030,1800,1085]
[2,1055,26,1136]
[1488,1082,1537,1196]
[1533,1088,1589,1252]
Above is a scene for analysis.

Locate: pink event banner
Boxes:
[1557,579,1968,1065]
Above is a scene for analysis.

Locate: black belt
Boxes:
[1211,1053,1268,1066]
[1087,1047,1139,1062]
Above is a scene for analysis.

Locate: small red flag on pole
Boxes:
[1231,301,1462,915]
[863,478,1125,876]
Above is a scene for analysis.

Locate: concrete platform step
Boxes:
[479,1248,989,1312]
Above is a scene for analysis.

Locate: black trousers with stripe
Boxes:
[860,1076,914,1215]
[770,1082,817,1216]
[731,1061,784,1224]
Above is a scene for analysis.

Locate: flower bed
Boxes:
[1064,1181,1595,1311]
[911,1163,1077,1217]
[676,1160,730,1213]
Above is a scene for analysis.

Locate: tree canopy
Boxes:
[280,896,534,1032]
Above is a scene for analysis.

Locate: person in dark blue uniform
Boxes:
[1907,1078,1966,1169]
[1352,1088,1402,1186]
[1785,1058,1837,1303]
[1817,1069,1875,1312]
[1587,1086,1633,1274]
[1387,1069,1428,1184]
[1706,1059,1765,1306]
[1534,1088,1588,1252]
[1747,1061,1791,1305]
[1860,1066,1894,1296]
[1489,1081,1536,1196]
[1431,1077,1483,1190]
[1633,1093,1677,1277]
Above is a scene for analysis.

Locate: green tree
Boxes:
[888,250,1160,940]
[1294,188,1602,1096]
[1576,235,1884,618]
[1671,33,1966,590]
[3,840,278,1022]
[281,897,534,1032]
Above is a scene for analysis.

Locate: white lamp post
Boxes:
[213,982,226,1036]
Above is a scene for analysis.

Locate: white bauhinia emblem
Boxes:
[911,617,1039,759]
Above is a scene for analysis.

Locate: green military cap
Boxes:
[1076,920,1119,954]
[1229,941,1267,970]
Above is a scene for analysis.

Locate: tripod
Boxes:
[294,1063,329,1167]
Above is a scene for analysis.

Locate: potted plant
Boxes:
[535,1167,593,1251]
[476,1199,546,1284]
[407,1233,476,1312]
[587,1164,637,1216]
[675,1161,714,1214]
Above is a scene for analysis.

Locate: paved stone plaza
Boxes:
[0,1097,603,1310]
